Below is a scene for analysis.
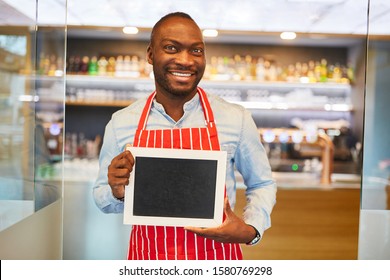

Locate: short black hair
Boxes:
[150,12,198,43]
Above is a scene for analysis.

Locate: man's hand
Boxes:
[107,148,134,200]
[184,198,256,244]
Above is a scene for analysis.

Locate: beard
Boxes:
[153,67,203,98]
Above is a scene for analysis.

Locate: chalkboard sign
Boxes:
[123,147,227,227]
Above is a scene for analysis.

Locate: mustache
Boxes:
[167,65,195,71]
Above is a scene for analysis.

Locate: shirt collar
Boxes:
[152,92,200,114]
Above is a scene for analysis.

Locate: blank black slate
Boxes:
[133,156,217,219]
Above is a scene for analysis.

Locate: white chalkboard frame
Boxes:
[123,147,227,228]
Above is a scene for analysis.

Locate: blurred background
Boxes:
[0,0,389,260]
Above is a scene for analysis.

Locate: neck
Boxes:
[155,90,197,122]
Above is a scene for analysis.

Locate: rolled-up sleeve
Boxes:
[93,119,125,213]
[235,110,277,238]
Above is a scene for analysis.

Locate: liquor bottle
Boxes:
[245,55,256,80]
[144,58,153,78]
[319,58,328,82]
[115,55,124,77]
[327,63,334,81]
[73,56,81,74]
[276,65,283,81]
[234,54,246,80]
[308,60,316,83]
[227,57,236,80]
[286,64,295,82]
[130,55,140,77]
[97,56,108,76]
[268,61,277,82]
[263,59,271,81]
[107,56,116,76]
[43,54,50,75]
[209,56,218,78]
[38,52,46,75]
[256,57,265,81]
[314,61,321,82]
[278,65,288,82]
[88,56,98,75]
[301,62,309,78]
[47,55,57,76]
[79,56,89,74]
[295,62,303,81]
[333,63,342,83]
[217,56,225,76]
[123,55,131,77]
[66,56,73,74]
[138,58,146,77]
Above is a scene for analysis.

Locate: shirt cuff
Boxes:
[245,225,262,246]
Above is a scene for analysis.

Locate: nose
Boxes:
[175,51,194,67]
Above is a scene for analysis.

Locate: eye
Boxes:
[164,45,177,53]
[192,48,204,56]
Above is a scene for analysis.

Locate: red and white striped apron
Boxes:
[127,87,243,260]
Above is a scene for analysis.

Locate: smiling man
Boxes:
[148,14,205,103]
[93,12,276,260]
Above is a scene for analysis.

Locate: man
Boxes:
[93,12,276,260]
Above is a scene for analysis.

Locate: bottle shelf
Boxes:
[64,75,352,112]
[65,74,351,91]
[65,100,133,107]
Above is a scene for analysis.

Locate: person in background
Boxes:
[93,12,276,260]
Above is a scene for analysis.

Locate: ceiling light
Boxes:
[203,29,219,37]
[288,0,344,2]
[122,26,139,35]
[280,32,297,40]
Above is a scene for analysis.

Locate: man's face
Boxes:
[147,17,206,99]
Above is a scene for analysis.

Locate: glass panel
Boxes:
[0,0,66,231]
[33,0,67,210]
[358,0,390,260]
[62,0,369,259]
[361,1,390,210]
[0,2,37,231]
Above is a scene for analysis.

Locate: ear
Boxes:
[146,44,153,65]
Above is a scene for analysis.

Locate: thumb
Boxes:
[124,143,132,151]
[224,197,233,216]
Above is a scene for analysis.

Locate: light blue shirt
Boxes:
[93,92,276,238]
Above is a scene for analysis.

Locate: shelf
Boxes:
[233,101,353,112]
[65,99,352,112]
[63,75,352,111]
[65,100,132,107]
[202,80,351,92]
[65,75,351,92]
[66,75,154,89]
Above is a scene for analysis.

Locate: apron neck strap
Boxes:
[197,87,216,131]
[136,91,156,131]
[137,87,216,132]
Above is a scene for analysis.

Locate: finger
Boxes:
[184,226,203,232]
[108,161,132,177]
[185,226,217,237]
[110,168,131,178]
[108,173,129,186]
[112,154,134,170]
[224,197,233,215]
[108,164,131,187]
[123,150,135,166]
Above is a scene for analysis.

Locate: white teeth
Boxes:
[172,72,191,77]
